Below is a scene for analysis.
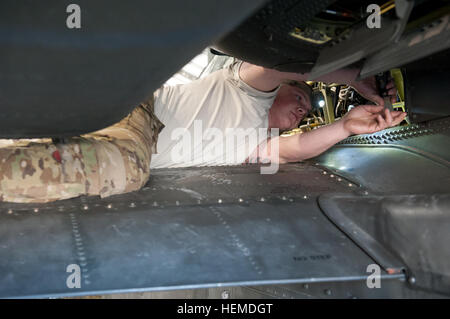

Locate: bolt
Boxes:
[409,277,416,284]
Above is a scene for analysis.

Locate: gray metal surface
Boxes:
[314,118,450,194]
[0,164,393,298]
[359,14,450,79]
[309,1,414,80]
[319,193,450,296]
[0,0,268,138]
[319,193,405,275]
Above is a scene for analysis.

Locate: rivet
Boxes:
[238,198,243,202]
[260,197,265,202]
[129,202,136,208]
[106,204,112,209]
[218,199,222,204]
[330,174,334,178]
[323,171,327,175]
[409,277,416,284]
[337,178,342,181]
[82,205,89,210]
[7,209,13,214]
[348,183,353,187]
[282,196,287,201]
[33,208,39,213]
[303,195,308,199]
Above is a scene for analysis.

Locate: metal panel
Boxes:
[319,193,450,296]
[314,118,450,194]
[0,163,394,298]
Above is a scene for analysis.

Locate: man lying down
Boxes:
[0,60,403,203]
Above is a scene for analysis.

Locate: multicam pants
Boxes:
[0,98,164,203]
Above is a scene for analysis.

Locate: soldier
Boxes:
[0,60,402,203]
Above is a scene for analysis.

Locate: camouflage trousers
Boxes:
[0,99,164,203]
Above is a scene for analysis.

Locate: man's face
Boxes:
[268,84,312,131]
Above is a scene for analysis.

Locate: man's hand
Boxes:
[341,105,406,136]
[351,77,398,106]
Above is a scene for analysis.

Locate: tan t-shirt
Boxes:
[150,61,279,168]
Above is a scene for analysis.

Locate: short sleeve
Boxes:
[225,60,280,107]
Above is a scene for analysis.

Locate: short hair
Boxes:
[282,80,313,102]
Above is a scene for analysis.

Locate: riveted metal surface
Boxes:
[314,117,450,194]
[0,163,397,298]
[337,117,450,162]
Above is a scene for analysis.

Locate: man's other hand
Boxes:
[351,77,397,106]
[342,105,407,136]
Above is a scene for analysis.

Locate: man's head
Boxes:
[268,81,312,131]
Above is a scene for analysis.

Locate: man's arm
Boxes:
[239,62,396,106]
[252,106,407,164]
